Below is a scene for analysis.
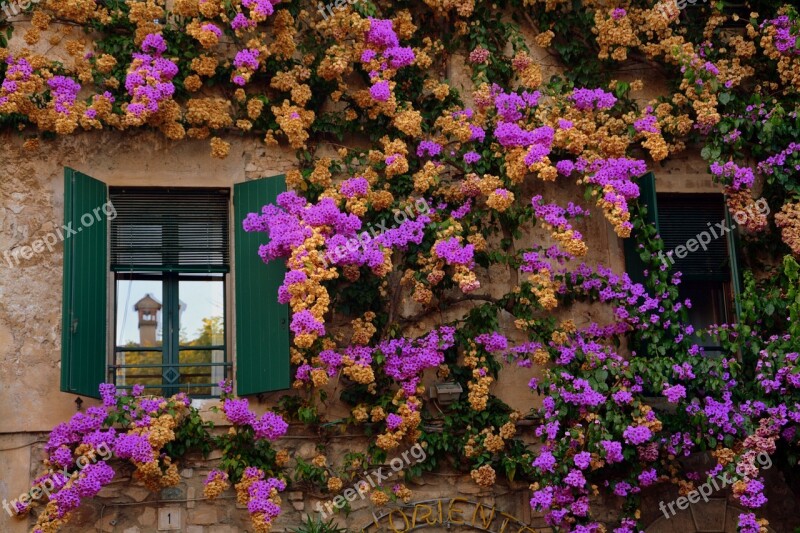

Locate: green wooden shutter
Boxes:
[724,207,743,319]
[623,172,659,285]
[61,168,108,398]
[234,176,290,395]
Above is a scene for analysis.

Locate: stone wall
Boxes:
[17,427,541,533]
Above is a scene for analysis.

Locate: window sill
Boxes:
[190,398,222,410]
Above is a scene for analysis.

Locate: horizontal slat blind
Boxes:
[657,194,730,281]
[110,188,230,272]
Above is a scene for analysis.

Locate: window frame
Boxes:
[623,174,743,357]
[655,192,738,341]
[107,187,232,398]
[111,271,230,397]
[61,168,291,399]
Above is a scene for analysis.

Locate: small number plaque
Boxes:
[157,507,182,531]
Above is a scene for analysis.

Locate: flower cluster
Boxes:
[361,18,416,108]
[124,34,178,125]
[235,467,286,533]
[710,160,755,191]
[222,396,289,441]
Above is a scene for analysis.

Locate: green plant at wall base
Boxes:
[290,515,352,533]
[215,425,280,483]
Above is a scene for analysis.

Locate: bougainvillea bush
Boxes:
[4,0,800,531]
[11,382,290,533]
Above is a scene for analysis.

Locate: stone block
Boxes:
[138,507,157,527]
[181,468,194,478]
[98,485,121,498]
[691,498,727,532]
[209,526,239,533]
[188,506,219,525]
[160,486,185,500]
[644,509,696,533]
[186,526,205,533]
[297,442,316,458]
[93,511,118,533]
[124,486,152,502]
[456,480,483,494]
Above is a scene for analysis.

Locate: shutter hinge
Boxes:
[71,318,78,334]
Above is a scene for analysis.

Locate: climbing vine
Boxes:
[4,0,800,532]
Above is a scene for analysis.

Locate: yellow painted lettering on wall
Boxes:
[447,497,468,524]
[497,512,519,533]
[361,498,536,533]
[472,502,496,528]
[411,503,437,526]
[387,509,410,533]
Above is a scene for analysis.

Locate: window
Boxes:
[656,194,737,340]
[60,169,291,399]
[623,173,741,354]
[110,187,230,397]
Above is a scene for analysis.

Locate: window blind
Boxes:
[657,194,730,281]
[110,188,230,272]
